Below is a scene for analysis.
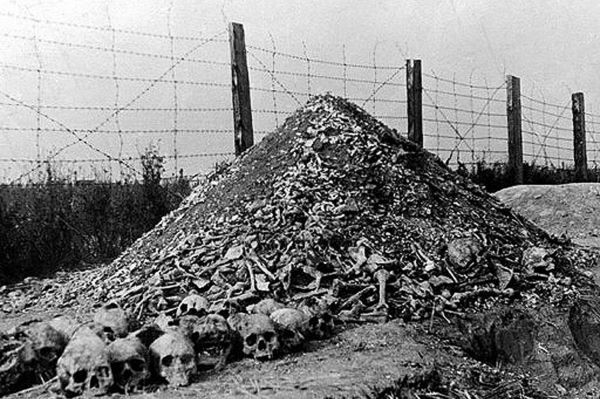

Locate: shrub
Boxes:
[457,160,600,192]
[0,148,192,285]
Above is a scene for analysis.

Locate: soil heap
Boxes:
[496,183,600,248]
[76,94,590,323]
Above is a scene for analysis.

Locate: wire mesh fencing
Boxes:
[0,10,235,184]
[521,94,573,167]
[421,72,507,167]
[245,41,407,140]
[1,10,598,186]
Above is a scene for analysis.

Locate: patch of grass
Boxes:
[0,148,193,285]
[456,160,600,192]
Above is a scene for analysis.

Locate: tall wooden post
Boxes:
[406,59,423,147]
[506,75,523,185]
[229,22,254,156]
[572,92,588,181]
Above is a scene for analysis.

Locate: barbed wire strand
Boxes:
[247,50,302,106]
[0,88,140,180]
[0,32,229,68]
[0,151,234,164]
[529,100,571,164]
[0,11,223,42]
[0,126,235,134]
[424,80,505,163]
[423,71,502,90]
[360,66,405,107]
[246,43,400,70]
[0,102,232,111]
[0,63,230,86]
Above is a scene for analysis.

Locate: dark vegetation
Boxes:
[0,148,193,285]
[457,160,600,192]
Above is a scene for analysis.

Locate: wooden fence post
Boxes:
[506,75,523,185]
[572,92,588,181]
[406,59,423,147]
[229,22,254,156]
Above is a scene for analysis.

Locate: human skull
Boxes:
[270,308,308,351]
[15,320,67,380]
[107,336,150,393]
[447,237,484,271]
[56,326,113,397]
[149,332,197,387]
[93,302,130,343]
[154,313,175,331]
[176,294,209,318]
[305,311,335,340]
[48,315,79,343]
[227,313,280,360]
[191,314,234,370]
[248,298,285,316]
[131,324,166,349]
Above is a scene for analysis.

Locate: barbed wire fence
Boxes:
[0,12,597,187]
[0,11,235,185]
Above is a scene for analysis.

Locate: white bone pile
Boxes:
[0,295,334,396]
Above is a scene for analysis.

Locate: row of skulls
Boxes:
[1,294,335,397]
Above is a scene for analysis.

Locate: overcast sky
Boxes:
[0,0,598,181]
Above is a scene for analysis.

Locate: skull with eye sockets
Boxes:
[93,302,130,343]
[56,326,113,397]
[227,313,280,360]
[107,336,149,393]
[149,332,197,387]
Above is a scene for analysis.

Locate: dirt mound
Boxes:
[496,183,600,248]
[68,94,588,324]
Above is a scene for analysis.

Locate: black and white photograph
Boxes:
[1,1,600,398]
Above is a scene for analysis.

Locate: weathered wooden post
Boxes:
[229,22,254,156]
[506,75,523,185]
[406,59,423,147]
[572,92,588,181]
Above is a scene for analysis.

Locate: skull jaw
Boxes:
[63,380,111,398]
[162,370,194,387]
[253,351,274,361]
[60,366,113,398]
[196,345,231,371]
[248,344,276,361]
[113,365,148,393]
